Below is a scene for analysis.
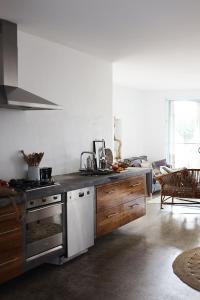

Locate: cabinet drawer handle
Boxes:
[128,203,139,208]
[0,227,19,236]
[106,212,120,218]
[0,257,19,267]
[129,183,141,188]
[105,189,115,195]
[0,212,16,220]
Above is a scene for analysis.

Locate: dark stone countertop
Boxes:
[55,167,150,192]
[0,168,151,206]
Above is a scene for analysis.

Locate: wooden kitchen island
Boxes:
[96,175,146,237]
[56,168,149,238]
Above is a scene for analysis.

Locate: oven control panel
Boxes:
[27,194,62,209]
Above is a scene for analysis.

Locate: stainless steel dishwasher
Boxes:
[67,186,95,259]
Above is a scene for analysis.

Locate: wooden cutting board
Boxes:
[105,148,113,166]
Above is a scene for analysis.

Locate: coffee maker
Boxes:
[40,167,52,184]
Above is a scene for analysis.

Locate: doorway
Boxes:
[169,100,200,168]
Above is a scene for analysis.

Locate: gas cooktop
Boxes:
[9,179,59,191]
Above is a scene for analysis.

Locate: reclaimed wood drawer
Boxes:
[121,176,145,194]
[0,203,23,234]
[0,203,24,284]
[0,210,20,233]
[96,197,146,237]
[96,205,122,237]
[96,176,145,213]
[0,218,20,235]
[120,197,145,226]
[0,204,15,217]
[0,202,23,219]
[0,228,22,265]
[0,257,22,284]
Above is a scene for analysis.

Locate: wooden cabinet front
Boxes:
[121,197,145,226]
[0,258,22,285]
[96,205,122,237]
[96,176,145,213]
[0,201,24,284]
[96,175,146,237]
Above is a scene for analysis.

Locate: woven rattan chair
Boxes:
[156,169,200,208]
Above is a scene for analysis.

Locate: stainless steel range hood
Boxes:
[0,19,62,110]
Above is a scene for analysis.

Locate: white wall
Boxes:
[113,85,145,158]
[113,85,200,162]
[0,31,113,180]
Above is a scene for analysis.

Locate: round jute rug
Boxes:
[173,247,200,291]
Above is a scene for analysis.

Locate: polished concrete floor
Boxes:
[1,197,200,300]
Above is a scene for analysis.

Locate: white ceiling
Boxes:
[1,0,200,89]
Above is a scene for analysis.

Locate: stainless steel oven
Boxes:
[26,194,64,262]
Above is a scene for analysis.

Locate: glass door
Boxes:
[169,100,200,168]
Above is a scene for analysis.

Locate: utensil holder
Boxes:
[27,166,40,181]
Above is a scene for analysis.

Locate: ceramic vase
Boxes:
[27,166,40,181]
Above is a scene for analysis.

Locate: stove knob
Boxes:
[30,201,34,206]
[42,198,46,203]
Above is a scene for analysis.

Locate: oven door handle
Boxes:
[26,203,63,224]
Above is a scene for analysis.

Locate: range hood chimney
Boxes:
[0,19,62,110]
